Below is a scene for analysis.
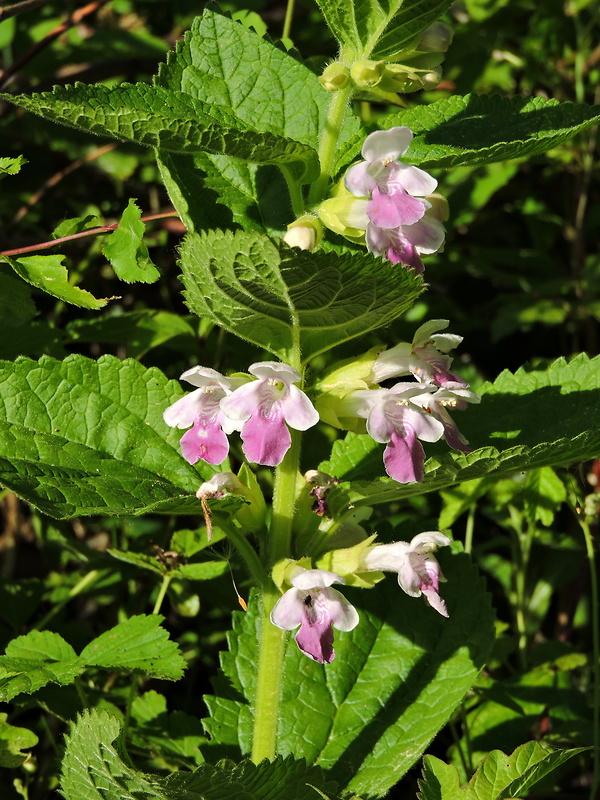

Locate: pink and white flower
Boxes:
[343,126,445,272]
[270,568,359,663]
[219,361,319,467]
[361,532,451,616]
[412,384,480,452]
[371,319,467,387]
[345,382,445,483]
[163,367,242,465]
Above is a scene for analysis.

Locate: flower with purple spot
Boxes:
[412,383,480,452]
[163,367,243,465]
[361,532,452,616]
[219,361,319,467]
[344,382,445,483]
[371,319,468,387]
[270,568,359,663]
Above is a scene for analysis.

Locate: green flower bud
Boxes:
[319,61,350,91]
[316,534,384,588]
[350,59,386,88]
[314,346,384,429]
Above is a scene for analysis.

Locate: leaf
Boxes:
[384,94,600,169]
[314,0,454,60]
[5,83,319,182]
[321,354,600,514]
[60,708,341,800]
[203,552,494,797]
[154,8,360,235]
[179,229,424,363]
[101,199,160,284]
[3,254,111,309]
[0,354,209,518]
[418,741,589,800]
[0,631,83,702]
[80,615,186,680]
[0,155,26,179]
[0,714,38,768]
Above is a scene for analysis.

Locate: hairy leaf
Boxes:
[314,0,454,60]
[60,708,341,800]
[0,631,82,702]
[179,229,424,363]
[385,94,600,169]
[0,355,208,518]
[203,552,494,797]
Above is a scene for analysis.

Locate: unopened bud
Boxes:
[350,59,386,89]
[319,62,350,91]
[283,215,322,251]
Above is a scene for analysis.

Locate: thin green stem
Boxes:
[227,524,270,587]
[464,505,476,555]
[35,569,100,631]
[280,164,305,218]
[308,81,354,207]
[580,517,600,800]
[152,573,173,615]
[282,0,295,41]
[74,677,89,710]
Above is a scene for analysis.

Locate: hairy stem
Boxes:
[308,81,354,207]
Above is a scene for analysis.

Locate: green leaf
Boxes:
[60,708,340,800]
[0,354,208,518]
[322,354,600,513]
[314,0,453,59]
[384,95,600,169]
[418,741,589,800]
[80,615,186,680]
[5,83,319,181]
[0,714,38,768]
[179,229,424,363]
[0,155,26,179]
[0,631,83,702]
[203,552,494,797]
[3,254,110,309]
[101,199,160,284]
[154,8,360,235]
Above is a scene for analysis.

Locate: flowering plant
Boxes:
[0,1,598,799]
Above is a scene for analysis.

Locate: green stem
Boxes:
[35,569,100,631]
[308,81,354,207]
[74,677,90,710]
[282,0,295,41]
[464,505,476,555]
[251,426,303,762]
[152,572,173,615]
[280,164,305,218]
[580,517,600,800]
[227,524,270,587]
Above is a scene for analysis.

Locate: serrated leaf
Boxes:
[0,631,83,702]
[322,354,600,514]
[203,552,494,797]
[5,83,319,181]
[0,714,38,768]
[60,708,340,800]
[383,95,600,169]
[0,354,209,518]
[0,154,26,178]
[418,741,589,800]
[154,8,360,235]
[314,0,453,60]
[179,229,424,363]
[3,254,111,309]
[80,615,186,680]
[102,199,160,284]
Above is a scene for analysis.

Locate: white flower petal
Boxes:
[270,588,304,630]
[362,126,413,162]
[291,568,344,590]
[325,588,360,632]
[280,385,319,431]
[409,531,452,553]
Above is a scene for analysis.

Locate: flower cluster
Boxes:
[326,320,480,483]
[164,361,319,467]
[319,127,446,273]
[271,531,451,662]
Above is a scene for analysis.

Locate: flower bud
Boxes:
[319,61,350,91]
[283,215,322,251]
[350,59,386,88]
